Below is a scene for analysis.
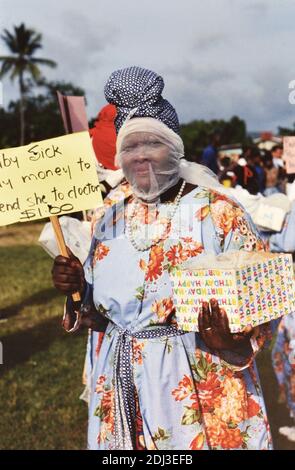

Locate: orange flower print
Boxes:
[209,190,240,208]
[139,259,147,271]
[203,413,245,449]
[197,372,222,413]
[95,374,107,393]
[166,239,203,267]
[214,373,248,424]
[257,239,267,251]
[190,393,200,411]
[220,427,244,449]
[132,339,145,366]
[181,238,204,257]
[172,375,194,401]
[210,200,244,238]
[247,396,261,419]
[195,205,210,221]
[151,297,174,323]
[93,242,110,266]
[136,204,159,224]
[95,375,115,443]
[95,332,105,358]
[203,413,226,448]
[145,245,164,282]
[166,243,187,266]
[195,349,212,364]
[189,432,205,450]
[100,391,113,421]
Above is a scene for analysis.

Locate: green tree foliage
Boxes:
[0,79,86,148]
[278,122,295,136]
[180,115,248,161]
[0,23,56,145]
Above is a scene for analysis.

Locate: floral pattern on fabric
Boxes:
[94,375,114,445]
[272,313,295,418]
[195,189,266,251]
[93,242,110,266]
[83,186,276,450]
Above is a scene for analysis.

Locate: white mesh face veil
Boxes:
[116,117,225,202]
[116,118,184,202]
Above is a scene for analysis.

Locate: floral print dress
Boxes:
[272,313,295,419]
[82,185,274,450]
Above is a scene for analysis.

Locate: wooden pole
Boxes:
[54,91,88,303]
[50,215,81,302]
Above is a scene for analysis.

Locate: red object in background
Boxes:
[90,104,117,170]
[243,165,254,186]
[260,131,273,142]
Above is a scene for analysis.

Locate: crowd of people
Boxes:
[201,130,295,444]
[202,133,294,197]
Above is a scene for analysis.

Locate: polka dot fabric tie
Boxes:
[112,324,186,449]
[104,66,180,134]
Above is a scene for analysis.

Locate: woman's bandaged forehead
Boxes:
[116,117,184,159]
[120,132,179,153]
[119,130,181,176]
[116,118,183,202]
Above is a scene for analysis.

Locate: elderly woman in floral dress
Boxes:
[52,66,275,450]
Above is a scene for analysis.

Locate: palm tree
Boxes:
[0,23,56,145]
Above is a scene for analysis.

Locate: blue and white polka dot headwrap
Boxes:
[104,66,221,202]
[104,66,180,135]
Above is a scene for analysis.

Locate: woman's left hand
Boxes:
[198,298,253,351]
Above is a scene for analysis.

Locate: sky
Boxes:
[1,0,295,132]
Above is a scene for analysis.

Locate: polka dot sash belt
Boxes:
[112,324,186,450]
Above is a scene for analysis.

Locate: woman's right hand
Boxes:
[52,248,85,297]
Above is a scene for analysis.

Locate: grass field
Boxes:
[0,222,294,450]
[0,223,88,449]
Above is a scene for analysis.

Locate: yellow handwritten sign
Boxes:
[0,131,103,226]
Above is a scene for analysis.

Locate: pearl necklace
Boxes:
[126,180,186,251]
